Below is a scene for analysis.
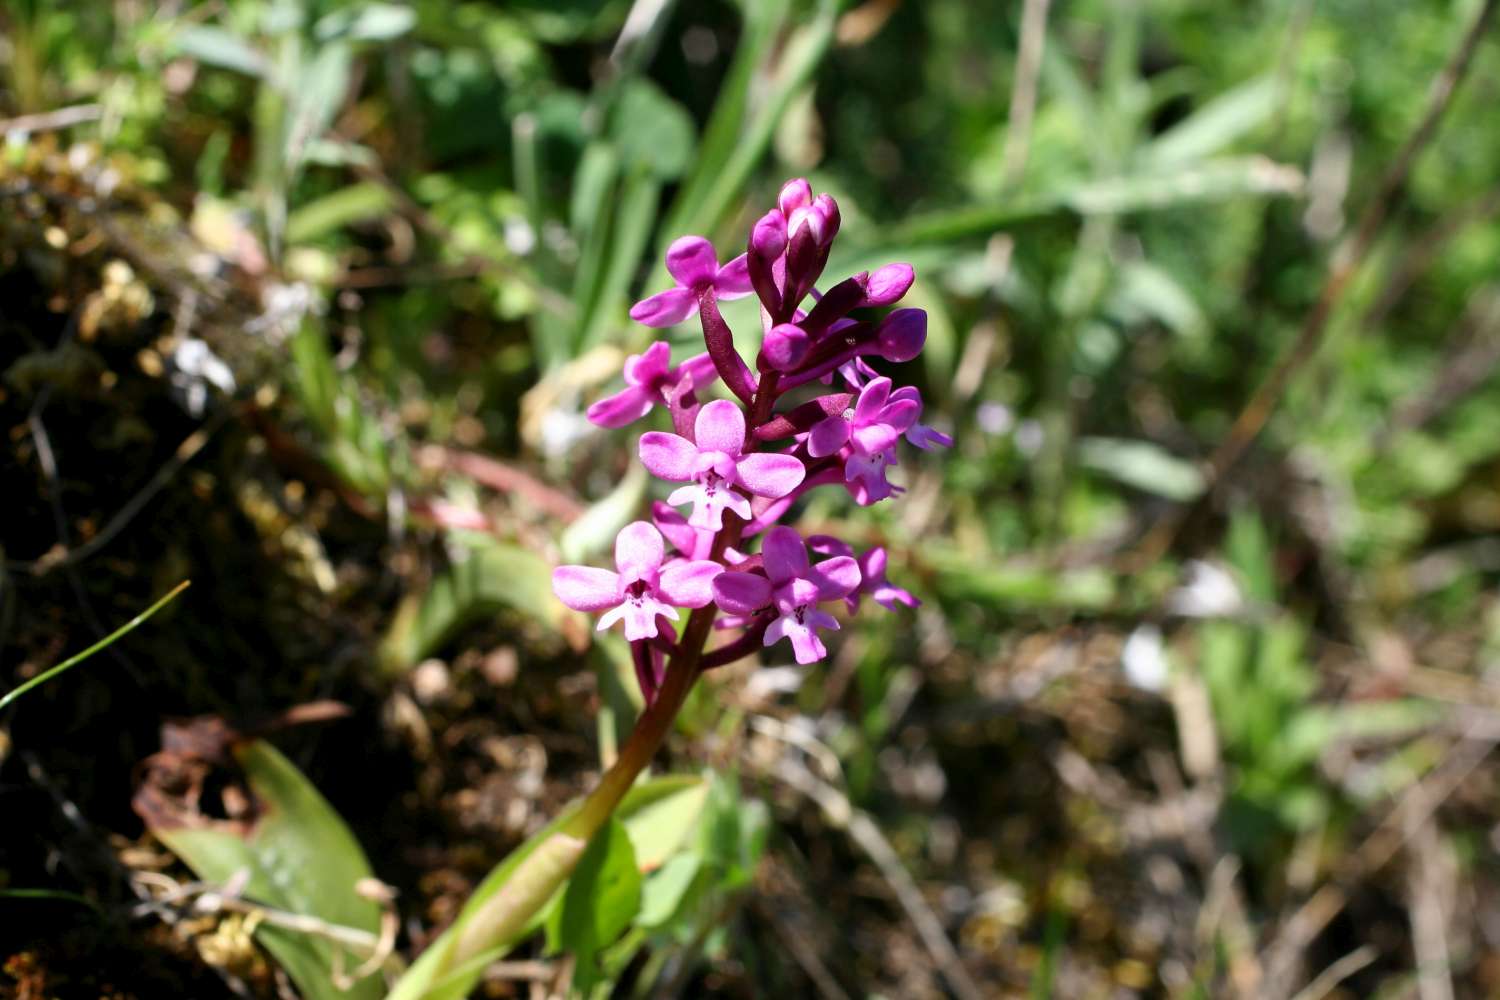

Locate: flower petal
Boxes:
[761,527,809,584]
[809,555,861,601]
[552,566,622,612]
[664,235,719,288]
[694,399,746,456]
[614,521,664,584]
[854,377,893,424]
[879,399,921,434]
[713,571,773,614]
[735,453,805,498]
[851,422,900,456]
[652,500,702,556]
[807,535,855,559]
[713,253,753,299]
[623,341,672,386]
[659,559,724,607]
[675,352,719,390]
[586,385,655,428]
[806,415,851,458]
[639,431,700,481]
[629,287,697,327]
[863,263,915,306]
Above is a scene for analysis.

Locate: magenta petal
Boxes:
[659,559,723,607]
[908,423,953,450]
[851,423,900,456]
[552,566,622,612]
[713,571,773,614]
[863,263,915,306]
[675,352,719,390]
[664,235,719,288]
[630,287,697,327]
[614,521,665,583]
[714,253,753,299]
[807,535,855,559]
[652,501,700,555]
[735,453,805,498]
[810,555,861,601]
[778,178,812,216]
[854,377,893,424]
[761,527,809,584]
[694,399,746,456]
[880,399,921,433]
[586,385,655,428]
[623,341,672,386]
[806,415,851,458]
[639,431,700,481]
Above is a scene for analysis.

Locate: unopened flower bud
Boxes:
[812,193,840,243]
[762,323,811,371]
[778,178,813,217]
[751,210,788,260]
[876,308,926,362]
[863,263,914,306]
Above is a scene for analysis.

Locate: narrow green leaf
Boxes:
[1,581,190,713]
[172,26,268,77]
[285,182,395,244]
[1077,437,1206,501]
[1143,77,1276,168]
[548,818,641,964]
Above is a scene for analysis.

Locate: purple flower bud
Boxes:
[876,308,927,362]
[762,323,811,372]
[751,210,788,261]
[778,178,813,217]
[813,193,840,243]
[863,263,914,306]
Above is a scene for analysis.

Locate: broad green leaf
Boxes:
[560,463,648,565]
[388,775,698,1000]
[890,156,1303,244]
[931,554,1118,611]
[378,538,560,672]
[1143,77,1276,168]
[1077,437,1206,501]
[609,80,695,181]
[172,26,267,77]
[618,774,709,871]
[286,182,395,244]
[547,818,641,971]
[314,2,417,43]
[637,852,702,929]
[147,742,382,1000]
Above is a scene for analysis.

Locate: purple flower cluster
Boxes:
[553,179,948,702]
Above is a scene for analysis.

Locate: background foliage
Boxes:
[5,0,1500,996]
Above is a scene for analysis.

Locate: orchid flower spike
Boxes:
[712,527,861,665]
[630,236,754,328]
[639,399,806,531]
[551,521,722,641]
[587,342,718,428]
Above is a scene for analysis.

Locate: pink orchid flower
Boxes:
[586,341,718,428]
[808,536,919,614]
[639,400,805,532]
[712,527,861,664]
[551,521,722,641]
[805,376,919,502]
[630,236,754,328]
